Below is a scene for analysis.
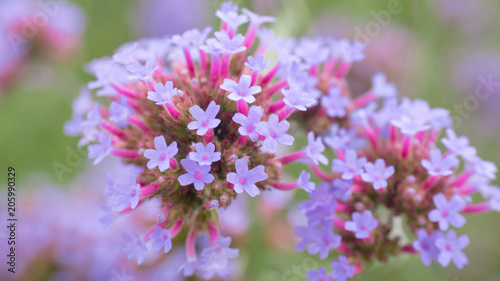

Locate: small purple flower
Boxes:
[297,170,315,193]
[331,179,353,202]
[199,236,239,279]
[295,38,329,66]
[88,131,112,165]
[256,114,295,153]
[421,149,459,176]
[178,159,215,191]
[215,8,248,31]
[298,182,335,213]
[412,228,443,266]
[126,58,157,81]
[321,87,350,118]
[232,105,264,141]
[472,157,497,180]
[188,101,221,136]
[144,136,179,172]
[306,131,328,165]
[428,193,467,231]
[244,54,271,72]
[109,96,133,127]
[391,116,430,135]
[106,175,141,211]
[281,83,317,111]
[361,159,395,190]
[121,231,147,265]
[345,210,378,239]
[441,128,477,162]
[330,255,354,281]
[188,142,221,165]
[305,225,341,259]
[242,8,277,27]
[220,74,262,103]
[371,72,397,98]
[147,81,179,105]
[213,30,246,54]
[149,226,172,253]
[325,127,365,151]
[306,267,331,281]
[227,158,268,197]
[332,39,365,63]
[435,230,469,269]
[332,149,367,180]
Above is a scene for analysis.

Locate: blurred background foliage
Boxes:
[1,0,499,280]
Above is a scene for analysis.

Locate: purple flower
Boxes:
[256,114,295,153]
[325,127,365,151]
[332,149,367,180]
[281,82,317,111]
[421,149,459,176]
[332,39,365,63]
[295,38,329,66]
[435,230,469,269]
[213,30,246,54]
[297,170,315,193]
[144,136,179,172]
[331,179,353,202]
[371,72,397,98]
[306,267,331,281]
[232,105,264,141]
[242,8,276,27]
[330,255,354,281]
[299,224,341,259]
[147,81,179,105]
[215,7,248,31]
[321,87,350,118]
[178,159,214,191]
[188,142,221,165]
[306,203,337,228]
[361,159,395,190]
[428,193,467,231]
[126,58,157,81]
[121,231,147,265]
[149,226,172,253]
[199,236,239,279]
[88,131,112,165]
[412,229,443,266]
[244,54,271,72]
[306,131,328,165]
[220,74,261,103]
[345,210,378,239]
[391,116,430,135]
[472,157,497,180]
[441,128,477,162]
[109,96,133,127]
[188,101,221,136]
[298,182,335,213]
[227,158,268,197]
[106,175,141,211]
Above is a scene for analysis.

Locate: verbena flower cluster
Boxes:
[66,2,499,280]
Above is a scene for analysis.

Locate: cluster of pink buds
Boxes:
[65,2,499,280]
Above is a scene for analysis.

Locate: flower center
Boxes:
[195,171,203,180]
[202,120,209,127]
[160,154,168,161]
[445,243,452,251]
[202,155,209,161]
[238,177,247,185]
[246,125,254,133]
[441,210,448,217]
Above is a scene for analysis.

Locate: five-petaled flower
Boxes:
[256,114,294,153]
[178,159,215,190]
[144,136,179,172]
[220,74,262,103]
[345,210,378,239]
[428,193,467,231]
[188,101,221,136]
[226,158,268,197]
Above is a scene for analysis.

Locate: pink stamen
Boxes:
[112,149,140,158]
[463,202,490,214]
[186,228,198,261]
[237,100,249,115]
[269,100,286,113]
[128,116,152,135]
[351,91,375,109]
[278,151,307,165]
[165,103,181,120]
[183,47,196,77]
[139,182,160,197]
[271,181,298,191]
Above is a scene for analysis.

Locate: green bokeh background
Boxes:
[1,0,499,280]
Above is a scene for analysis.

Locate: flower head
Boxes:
[147,81,179,105]
[227,158,268,197]
[144,136,178,172]
[282,82,317,111]
[321,87,350,118]
[188,142,221,165]
[413,229,442,266]
[435,230,469,269]
[361,159,395,190]
[245,54,271,72]
[232,105,264,142]
[345,210,378,239]
[421,149,459,176]
[188,101,221,136]
[220,74,262,103]
[149,226,172,253]
[330,255,354,281]
[332,149,367,180]
[178,159,215,191]
[256,114,294,153]
[428,193,467,231]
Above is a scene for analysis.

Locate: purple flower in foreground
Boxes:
[297,170,315,192]
[428,193,467,231]
[282,82,317,111]
[144,136,178,172]
[88,131,112,165]
[215,7,248,31]
[106,175,141,211]
[441,128,477,162]
[413,228,443,266]
[321,87,350,118]
[306,267,331,281]
[121,231,147,265]
[330,255,354,281]
[245,54,271,72]
[199,236,239,279]
[220,74,261,103]
[213,30,246,54]
[256,114,294,153]
[232,105,264,141]
[306,131,328,165]
[345,210,378,239]
[391,116,430,135]
[109,96,133,127]
[421,149,459,176]
[308,225,341,259]
[361,159,395,190]
[178,159,214,191]
[331,179,353,201]
[371,72,397,98]
[435,230,469,269]
[149,226,172,253]
[188,142,221,165]
[126,58,157,81]
[147,81,179,105]
[188,101,221,136]
[332,149,367,180]
[227,158,268,197]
